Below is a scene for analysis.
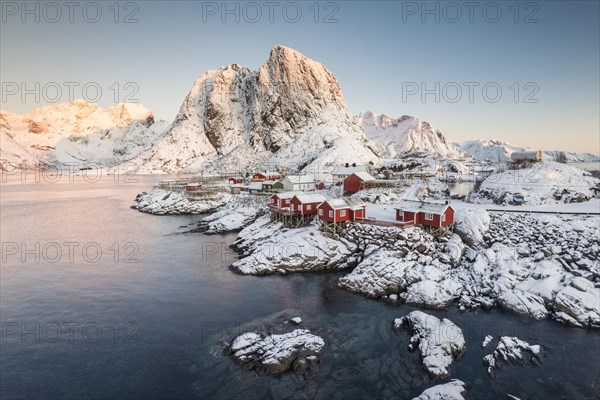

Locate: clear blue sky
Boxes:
[1,1,598,153]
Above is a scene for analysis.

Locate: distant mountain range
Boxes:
[459,139,599,163]
[1,46,597,173]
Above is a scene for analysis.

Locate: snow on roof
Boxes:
[293,193,327,204]
[248,183,263,190]
[395,201,452,215]
[352,171,376,181]
[261,180,277,185]
[284,175,316,184]
[323,197,366,210]
[273,191,303,199]
[333,165,368,175]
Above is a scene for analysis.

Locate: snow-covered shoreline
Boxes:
[226,204,599,328]
[132,183,599,329]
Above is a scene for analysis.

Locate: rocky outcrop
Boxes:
[483,336,544,378]
[412,380,467,400]
[133,187,229,215]
[553,277,600,328]
[230,216,356,275]
[496,289,548,321]
[225,329,324,376]
[394,311,466,379]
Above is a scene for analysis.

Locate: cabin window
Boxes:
[306,204,312,211]
[425,213,434,221]
[270,198,275,204]
[319,209,323,216]
[442,214,446,222]
[328,210,333,218]
[399,211,404,219]
[340,210,347,217]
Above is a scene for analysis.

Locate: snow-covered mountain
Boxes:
[460,139,599,163]
[0,100,169,168]
[130,45,378,173]
[356,111,467,160]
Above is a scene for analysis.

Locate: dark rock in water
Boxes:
[222,310,324,378]
[225,329,324,377]
[394,311,466,379]
[483,336,544,378]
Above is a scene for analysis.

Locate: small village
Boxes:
[157,163,457,236]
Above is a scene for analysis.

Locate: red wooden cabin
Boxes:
[316,181,326,190]
[317,198,366,223]
[395,202,455,227]
[269,192,302,209]
[343,172,376,194]
[289,194,327,215]
[228,177,244,184]
[185,183,202,191]
[252,173,267,182]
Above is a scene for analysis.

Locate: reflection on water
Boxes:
[1,176,599,399]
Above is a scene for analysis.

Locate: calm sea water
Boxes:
[1,175,599,399]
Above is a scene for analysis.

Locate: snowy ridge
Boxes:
[0,100,168,168]
[356,111,467,159]
[460,139,599,163]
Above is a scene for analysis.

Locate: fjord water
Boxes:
[1,176,598,399]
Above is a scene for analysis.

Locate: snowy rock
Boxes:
[400,279,462,310]
[200,195,265,233]
[394,311,466,379]
[133,187,230,215]
[496,289,548,321]
[481,335,494,349]
[553,278,600,328]
[231,217,355,275]
[411,379,467,400]
[289,317,302,325]
[483,336,544,378]
[225,329,324,376]
[453,208,491,246]
[338,251,415,297]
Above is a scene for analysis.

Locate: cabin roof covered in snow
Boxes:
[333,165,368,175]
[292,193,327,204]
[247,183,263,190]
[283,175,316,184]
[324,197,366,210]
[352,171,376,181]
[395,201,453,215]
[273,191,303,199]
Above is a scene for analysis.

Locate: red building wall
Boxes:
[396,207,454,227]
[289,197,320,215]
[318,203,364,222]
[343,174,363,194]
[271,194,293,208]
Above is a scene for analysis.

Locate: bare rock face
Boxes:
[253,45,349,152]
[394,311,466,379]
[225,329,324,376]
